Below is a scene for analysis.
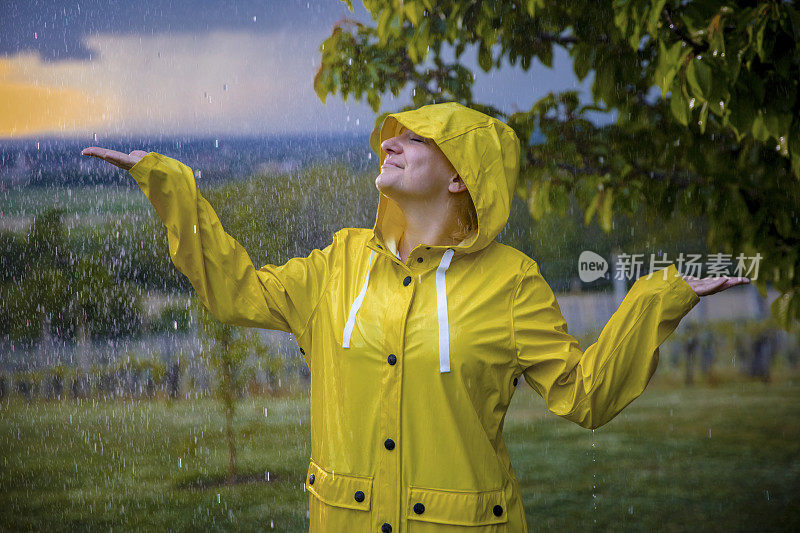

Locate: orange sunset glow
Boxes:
[0,58,114,138]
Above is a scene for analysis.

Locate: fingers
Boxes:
[81,147,145,171]
[681,275,751,297]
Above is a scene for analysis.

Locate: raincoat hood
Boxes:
[371,102,521,256]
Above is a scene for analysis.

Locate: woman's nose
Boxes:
[380,136,402,154]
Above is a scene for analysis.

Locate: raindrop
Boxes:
[688,98,696,109]
[215,139,219,148]
[253,15,257,22]
[217,493,221,503]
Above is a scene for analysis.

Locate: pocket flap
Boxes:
[406,486,508,526]
[306,459,372,512]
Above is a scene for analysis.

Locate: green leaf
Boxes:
[646,0,668,35]
[377,9,393,45]
[655,40,684,97]
[573,44,594,81]
[771,289,799,331]
[686,57,712,101]
[404,1,424,26]
[600,189,613,232]
[789,119,800,178]
[478,44,493,72]
[584,191,601,226]
[763,107,792,141]
[697,101,708,134]
[751,112,770,142]
[525,0,544,17]
[727,93,755,138]
[670,88,690,126]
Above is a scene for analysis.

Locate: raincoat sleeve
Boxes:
[128,152,337,337]
[513,261,700,430]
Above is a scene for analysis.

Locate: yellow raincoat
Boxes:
[128,102,700,532]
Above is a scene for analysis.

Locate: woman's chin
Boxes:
[375,175,395,195]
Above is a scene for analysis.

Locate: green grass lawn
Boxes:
[1,378,798,532]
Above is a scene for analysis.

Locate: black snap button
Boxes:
[299,348,305,355]
[416,257,423,263]
[493,505,503,516]
[426,246,431,250]
[377,244,383,249]
[381,523,392,533]
[513,377,518,387]
[413,503,425,514]
[354,490,365,503]
[403,276,412,286]
[308,474,315,485]
[384,438,395,450]
[387,353,397,365]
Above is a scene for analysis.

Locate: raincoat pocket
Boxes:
[406,485,508,528]
[306,459,372,530]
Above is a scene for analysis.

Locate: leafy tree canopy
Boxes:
[315,0,800,329]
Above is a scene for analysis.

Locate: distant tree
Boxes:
[195,299,269,485]
[315,0,800,329]
[0,209,142,342]
[0,231,28,284]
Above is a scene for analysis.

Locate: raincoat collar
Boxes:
[347,103,521,374]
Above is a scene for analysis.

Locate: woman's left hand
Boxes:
[681,275,750,297]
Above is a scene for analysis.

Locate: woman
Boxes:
[83,102,747,532]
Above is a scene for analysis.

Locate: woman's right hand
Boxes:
[81,147,149,171]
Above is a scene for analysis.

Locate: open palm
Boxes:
[682,275,750,297]
[81,147,148,171]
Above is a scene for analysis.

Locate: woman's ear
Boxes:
[448,174,467,194]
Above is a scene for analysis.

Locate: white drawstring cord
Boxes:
[436,248,455,373]
[342,250,376,349]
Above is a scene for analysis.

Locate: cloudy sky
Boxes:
[0,0,587,138]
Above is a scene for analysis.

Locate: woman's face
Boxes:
[376,127,460,202]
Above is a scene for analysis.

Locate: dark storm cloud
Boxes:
[1,0,363,61]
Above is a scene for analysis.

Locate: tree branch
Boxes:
[526,152,701,188]
[662,7,709,55]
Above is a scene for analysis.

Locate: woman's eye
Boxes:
[411,137,425,143]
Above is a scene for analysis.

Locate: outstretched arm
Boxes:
[81,148,337,356]
[513,262,747,430]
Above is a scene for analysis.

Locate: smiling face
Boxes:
[375,126,463,203]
